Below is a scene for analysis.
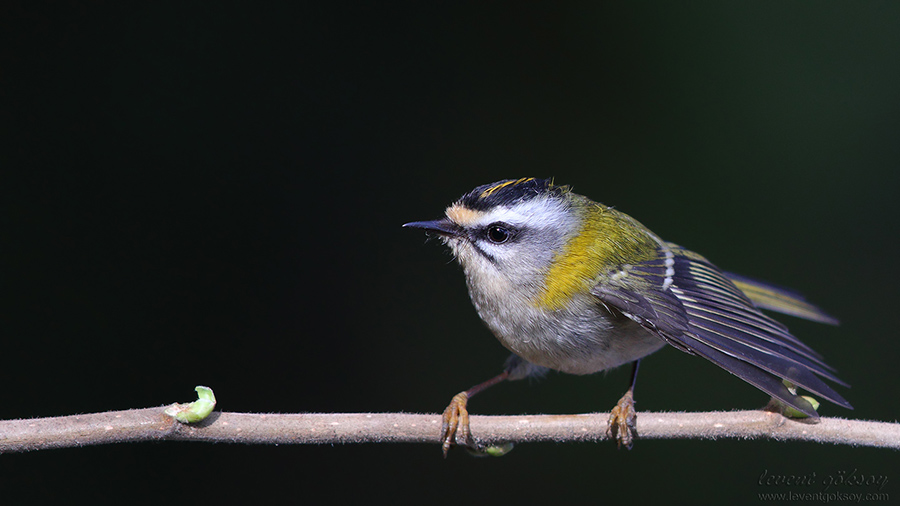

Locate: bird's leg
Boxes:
[607,360,640,449]
[441,370,510,457]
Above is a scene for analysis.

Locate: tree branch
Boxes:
[2,408,898,453]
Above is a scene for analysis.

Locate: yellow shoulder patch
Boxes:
[536,217,606,310]
[536,205,657,310]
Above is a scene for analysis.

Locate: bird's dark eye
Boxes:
[487,224,512,244]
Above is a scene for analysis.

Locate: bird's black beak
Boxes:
[402,218,462,237]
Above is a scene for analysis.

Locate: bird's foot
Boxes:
[607,389,637,449]
[441,391,478,457]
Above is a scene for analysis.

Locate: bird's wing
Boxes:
[724,271,839,325]
[590,244,851,416]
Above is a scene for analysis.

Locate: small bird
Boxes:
[404,178,851,456]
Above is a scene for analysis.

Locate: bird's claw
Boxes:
[440,391,478,457]
[607,389,637,449]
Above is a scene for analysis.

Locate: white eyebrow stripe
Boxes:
[472,198,573,230]
[480,207,528,224]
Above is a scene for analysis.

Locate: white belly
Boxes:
[470,288,667,375]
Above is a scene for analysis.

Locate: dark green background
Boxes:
[3,2,898,503]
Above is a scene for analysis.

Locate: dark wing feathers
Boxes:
[671,331,819,416]
[673,282,840,375]
[591,244,851,416]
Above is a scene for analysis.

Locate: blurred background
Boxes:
[3,2,898,503]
